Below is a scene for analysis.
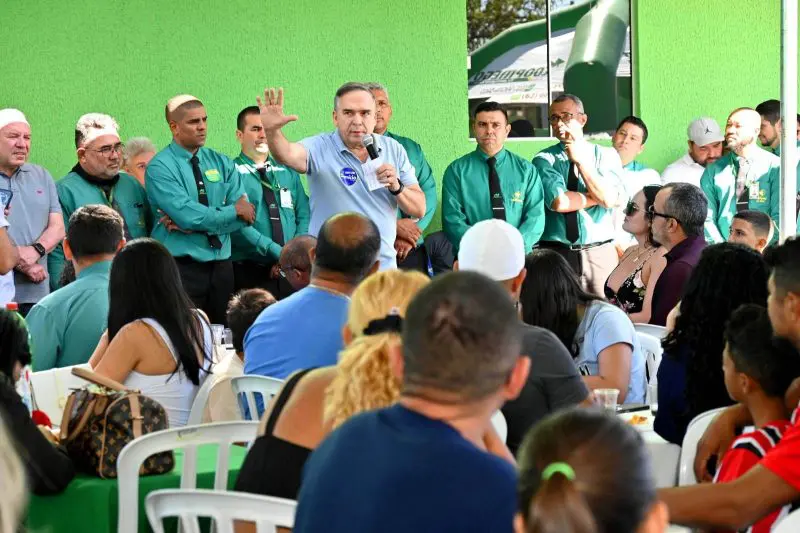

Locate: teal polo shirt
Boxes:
[533,143,625,245]
[386,131,437,246]
[442,146,544,252]
[48,168,151,290]
[27,260,112,371]
[230,153,310,263]
[146,141,270,262]
[624,160,647,171]
[700,148,780,243]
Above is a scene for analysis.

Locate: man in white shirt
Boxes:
[0,207,18,305]
[661,117,724,187]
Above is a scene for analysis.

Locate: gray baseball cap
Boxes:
[688,117,724,146]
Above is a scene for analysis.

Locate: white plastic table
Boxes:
[619,410,681,489]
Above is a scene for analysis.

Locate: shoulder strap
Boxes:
[265,368,315,435]
[140,318,180,364]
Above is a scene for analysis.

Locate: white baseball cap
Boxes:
[0,109,29,131]
[457,219,526,281]
[687,117,724,146]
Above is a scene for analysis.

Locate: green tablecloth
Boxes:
[26,444,247,533]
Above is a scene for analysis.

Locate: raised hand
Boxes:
[257,88,299,132]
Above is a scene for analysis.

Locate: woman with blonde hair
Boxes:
[234,269,430,501]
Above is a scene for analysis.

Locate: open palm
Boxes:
[257,87,299,131]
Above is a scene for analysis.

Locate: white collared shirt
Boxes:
[661,153,705,188]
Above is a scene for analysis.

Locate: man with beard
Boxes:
[48,113,151,289]
[661,117,724,188]
[257,83,425,270]
[231,106,309,298]
[756,99,800,215]
[146,94,258,324]
[701,108,780,244]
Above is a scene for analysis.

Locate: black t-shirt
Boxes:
[0,376,75,495]
[502,323,590,454]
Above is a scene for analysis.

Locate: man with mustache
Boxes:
[532,94,625,296]
[231,106,309,299]
[701,107,780,244]
[257,83,425,270]
[145,94,258,325]
[661,117,725,188]
[442,101,544,255]
[0,109,65,315]
[48,113,151,290]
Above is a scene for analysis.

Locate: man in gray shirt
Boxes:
[455,218,592,453]
[0,109,65,314]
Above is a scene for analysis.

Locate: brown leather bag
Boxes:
[59,367,174,479]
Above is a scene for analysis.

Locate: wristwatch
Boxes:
[32,242,46,257]
[389,180,405,196]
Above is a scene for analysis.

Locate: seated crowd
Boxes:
[0,83,800,533]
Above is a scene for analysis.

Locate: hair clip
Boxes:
[362,307,403,336]
[541,462,576,481]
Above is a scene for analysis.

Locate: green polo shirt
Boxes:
[48,169,151,290]
[27,260,112,371]
[146,141,268,262]
[533,142,625,245]
[442,146,544,252]
[230,153,310,263]
[385,131,437,245]
[624,160,647,171]
[700,148,780,243]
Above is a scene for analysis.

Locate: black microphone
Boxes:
[362,134,380,160]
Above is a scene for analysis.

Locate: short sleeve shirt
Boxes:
[0,163,62,304]
[573,300,646,403]
[299,131,418,269]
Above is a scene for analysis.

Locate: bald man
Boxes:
[277,234,316,292]
[701,108,781,243]
[244,212,380,384]
[145,94,259,324]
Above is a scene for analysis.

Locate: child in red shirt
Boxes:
[714,304,800,532]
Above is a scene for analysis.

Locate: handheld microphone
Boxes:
[362,134,380,160]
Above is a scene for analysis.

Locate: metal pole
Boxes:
[546,0,553,137]
[780,0,798,239]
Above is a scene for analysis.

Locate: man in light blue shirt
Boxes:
[27,205,125,370]
[255,83,426,269]
[244,212,380,381]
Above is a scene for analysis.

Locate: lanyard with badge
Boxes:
[255,163,293,210]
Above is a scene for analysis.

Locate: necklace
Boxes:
[630,246,655,264]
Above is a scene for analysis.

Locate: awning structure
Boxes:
[467,28,630,104]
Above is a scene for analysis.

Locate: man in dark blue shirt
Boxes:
[293,271,531,533]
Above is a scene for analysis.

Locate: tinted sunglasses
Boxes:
[623,200,639,216]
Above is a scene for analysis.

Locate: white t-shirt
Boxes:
[661,153,705,188]
[0,210,14,306]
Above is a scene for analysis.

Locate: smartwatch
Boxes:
[389,180,405,196]
[32,242,46,257]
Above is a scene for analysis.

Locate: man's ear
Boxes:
[369,260,380,275]
[756,237,768,253]
[453,260,460,272]
[116,238,126,252]
[504,356,531,401]
[511,268,527,297]
[63,239,74,261]
[388,343,404,382]
[308,246,316,265]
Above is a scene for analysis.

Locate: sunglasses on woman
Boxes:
[623,200,639,216]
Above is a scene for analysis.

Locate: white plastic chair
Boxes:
[636,332,663,389]
[491,410,507,443]
[30,363,91,424]
[678,407,728,486]
[146,489,295,533]
[774,507,800,533]
[633,323,668,340]
[230,375,284,421]
[117,421,259,533]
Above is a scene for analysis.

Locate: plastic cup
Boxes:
[211,324,225,346]
[594,388,620,412]
[648,383,659,416]
[223,328,234,347]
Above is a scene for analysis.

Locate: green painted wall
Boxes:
[0,0,795,232]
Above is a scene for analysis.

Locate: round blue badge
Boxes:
[339,167,357,186]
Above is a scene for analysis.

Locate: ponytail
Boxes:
[524,464,597,533]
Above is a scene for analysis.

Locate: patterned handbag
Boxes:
[59,367,174,479]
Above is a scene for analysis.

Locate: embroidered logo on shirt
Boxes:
[340,167,357,186]
[205,169,221,182]
[511,191,523,203]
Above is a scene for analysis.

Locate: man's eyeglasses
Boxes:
[623,201,640,216]
[548,112,583,124]
[647,204,680,225]
[88,143,124,157]
[279,265,306,278]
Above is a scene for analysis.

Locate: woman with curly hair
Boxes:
[654,242,769,445]
[234,270,433,501]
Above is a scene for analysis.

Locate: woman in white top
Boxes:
[90,238,212,427]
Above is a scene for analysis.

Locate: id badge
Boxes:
[749,182,759,201]
[280,188,294,209]
[0,188,12,208]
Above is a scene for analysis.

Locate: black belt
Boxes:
[537,239,613,251]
